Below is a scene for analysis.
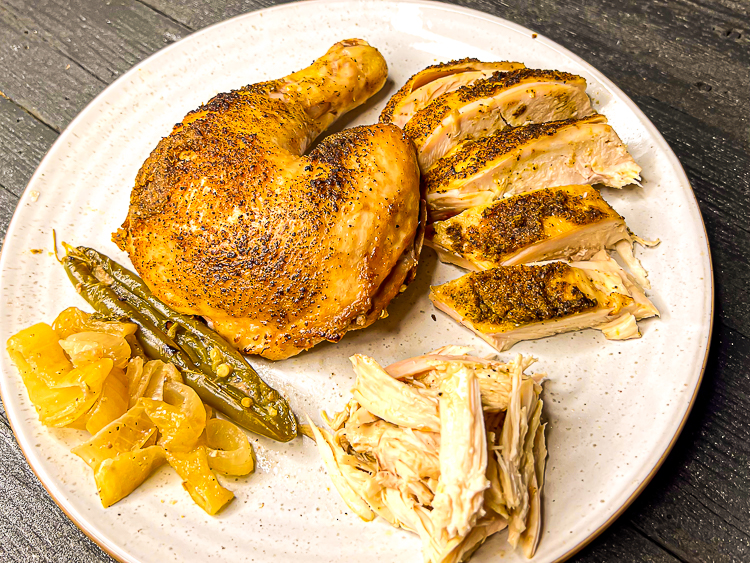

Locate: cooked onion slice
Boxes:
[72,405,157,469]
[95,446,166,508]
[141,380,206,452]
[205,418,255,476]
[52,307,137,339]
[72,405,165,507]
[166,446,234,515]
[7,323,112,427]
[84,367,129,435]
[59,331,131,369]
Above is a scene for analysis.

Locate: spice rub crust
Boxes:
[432,262,598,327]
[379,58,484,124]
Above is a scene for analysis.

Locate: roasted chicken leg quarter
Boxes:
[114,40,422,360]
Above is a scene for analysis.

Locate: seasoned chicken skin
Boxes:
[429,184,651,286]
[424,115,641,220]
[430,254,659,351]
[403,69,595,171]
[114,40,421,360]
[379,58,525,128]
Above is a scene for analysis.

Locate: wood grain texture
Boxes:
[1,0,189,83]
[575,524,682,562]
[0,0,189,130]
[138,0,295,31]
[0,417,109,563]
[0,9,102,131]
[0,186,19,249]
[0,96,58,196]
[627,323,750,562]
[0,0,748,562]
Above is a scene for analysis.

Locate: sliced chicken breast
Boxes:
[424,115,641,220]
[403,69,595,171]
[430,255,659,351]
[380,59,525,128]
[429,184,651,287]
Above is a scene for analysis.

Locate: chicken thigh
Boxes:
[114,40,422,360]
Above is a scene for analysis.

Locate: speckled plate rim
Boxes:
[0,1,714,562]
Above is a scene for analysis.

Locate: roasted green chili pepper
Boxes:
[62,247,298,442]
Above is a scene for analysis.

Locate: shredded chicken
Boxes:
[307,352,547,562]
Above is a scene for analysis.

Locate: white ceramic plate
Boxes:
[0,1,713,562]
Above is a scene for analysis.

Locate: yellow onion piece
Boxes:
[128,360,183,407]
[85,367,129,435]
[52,307,137,339]
[95,445,166,508]
[7,323,73,387]
[72,405,157,470]
[59,332,131,370]
[141,380,206,452]
[7,324,112,427]
[125,357,145,408]
[205,418,255,476]
[166,446,234,515]
[143,361,183,402]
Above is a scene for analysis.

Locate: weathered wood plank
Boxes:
[2,0,189,82]
[0,10,103,131]
[138,0,294,31]
[628,322,750,562]
[0,96,58,196]
[575,524,682,562]
[0,186,19,250]
[0,0,189,131]
[455,0,750,143]
[0,416,110,563]
[632,94,750,340]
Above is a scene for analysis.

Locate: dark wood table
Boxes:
[1,1,747,561]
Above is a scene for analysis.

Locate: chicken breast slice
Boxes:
[423,115,641,220]
[380,58,525,128]
[404,69,595,171]
[429,184,651,287]
[430,259,659,351]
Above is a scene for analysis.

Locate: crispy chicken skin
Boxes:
[114,40,422,360]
